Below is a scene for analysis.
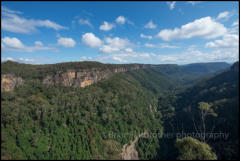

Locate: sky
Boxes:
[1,1,239,64]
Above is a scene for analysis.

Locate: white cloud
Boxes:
[2,37,25,49]
[125,48,133,52]
[144,43,155,48]
[80,56,92,60]
[57,37,76,48]
[205,34,239,49]
[99,37,130,54]
[155,47,238,64]
[216,11,231,21]
[2,37,55,52]
[1,6,67,34]
[2,57,35,63]
[144,43,179,49]
[78,18,93,28]
[232,20,239,26]
[99,21,115,31]
[2,57,14,61]
[105,37,130,50]
[94,43,238,64]
[35,41,43,46]
[157,16,227,41]
[82,33,102,48]
[187,1,201,6]
[140,33,153,40]
[116,16,126,24]
[96,50,152,63]
[167,1,176,10]
[144,20,157,29]
[99,45,120,53]
[112,56,127,63]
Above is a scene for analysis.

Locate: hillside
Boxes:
[1,61,237,160]
[157,61,239,160]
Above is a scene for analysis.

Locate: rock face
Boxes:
[1,74,23,92]
[43,69,111,88]
[121,132,147,160]
[43,65,146,88]
[114,65,146,73]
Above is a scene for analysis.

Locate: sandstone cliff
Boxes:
[43,65,146,88]
[43,69,112,88]
[1,74,23,92]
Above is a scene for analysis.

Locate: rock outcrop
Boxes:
[43,69,111,88]
[43,65,147,88]
[121,132,148,160]
[114,65,146,73]
[1,74,23,92]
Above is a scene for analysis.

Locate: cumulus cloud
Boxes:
[1,6,67,34]
[2,37,25,49]
[116,16,126,24]
[78,18,93,28]
[82,33,102,48]
[125,48,133,52]
[216,11,232,21]
[99,37,131,54]
[144,43,155,48]
[99,21,115,31]
[205,34,239,49]
[80,56,92,61]
[155,47,238,64]
[57,37,76,48]
[96,50,152,63]
[144,20,157,29]
[167,1,176,10]
[99,45,120,53]
[35,41,43,46]
[2,37,55,52]
[105,37,130,50]
[144,43,179,49]
[157,16,227,41]
[140,33,153,40]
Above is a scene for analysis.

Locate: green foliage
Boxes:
[175,137,217,160]
[1,68,164,160]
[1,61,237,160]
[198,102,217,117]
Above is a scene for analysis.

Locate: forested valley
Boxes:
[1,61,239,160]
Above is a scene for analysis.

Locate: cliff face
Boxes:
[1,74,23,92]
[43,69,112,88]
[43,65,146,88]
[114,64,146,73]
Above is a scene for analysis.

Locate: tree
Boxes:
[192,102,217,142]
[175,137,217,160]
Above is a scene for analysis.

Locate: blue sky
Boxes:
[1,1,239,64]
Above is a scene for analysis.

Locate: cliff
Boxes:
[43,69,112,88]
[1,61,148,90]
[1,74,23,92]
[43,65,146,88]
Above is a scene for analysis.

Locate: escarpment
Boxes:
[43,69,112,88]
[1,61,149,89]
[43,64,147,88]
[1,74,23,92]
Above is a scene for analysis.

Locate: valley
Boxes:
[1,61,238,160]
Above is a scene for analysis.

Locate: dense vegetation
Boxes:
[1,61,238,160]
[156,62,239,160]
